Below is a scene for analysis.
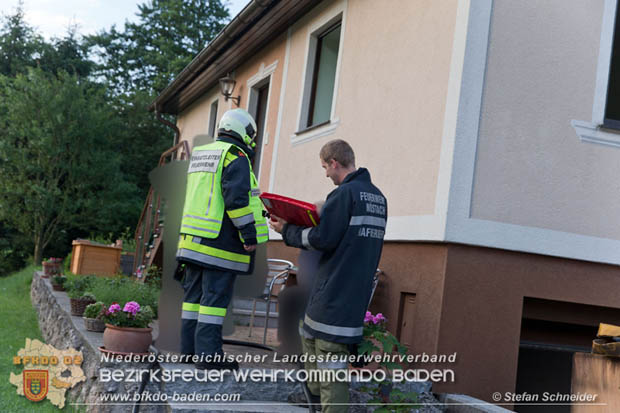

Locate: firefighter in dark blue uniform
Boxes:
[271,139,387,412]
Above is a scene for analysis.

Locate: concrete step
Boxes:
[169,401,307,413]
[232,298,279,328]
[160,363,303,410]
[232,297,278,312]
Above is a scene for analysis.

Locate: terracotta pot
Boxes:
[103,324,152,353]
[83,317,106,332]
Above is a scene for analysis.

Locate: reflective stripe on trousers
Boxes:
[182,302,200,320]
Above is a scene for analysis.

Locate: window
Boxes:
[299,20,342,130]
[571,0,620,145]
[208,99,218,137]
[604,1,620,128]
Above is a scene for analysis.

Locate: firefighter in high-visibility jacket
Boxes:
[176,108,268,370]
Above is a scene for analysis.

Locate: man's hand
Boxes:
[269,215,287,234]
[243,244,257,252]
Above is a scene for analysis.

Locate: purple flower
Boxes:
[373,313,386,324]
[364,311,374,323]
[123,301,141,316]
[107,303,121,314]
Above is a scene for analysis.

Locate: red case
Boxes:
[260,192,320,227]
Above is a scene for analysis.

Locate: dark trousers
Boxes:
[180,263,236,356]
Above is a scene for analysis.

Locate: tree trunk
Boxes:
[34,234,43,265]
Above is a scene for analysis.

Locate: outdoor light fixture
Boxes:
[219,74,240,106]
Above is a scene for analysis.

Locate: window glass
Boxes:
[308,24,341,127]
[605,2,620,126]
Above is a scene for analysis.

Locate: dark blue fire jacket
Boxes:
[282,167,387,344]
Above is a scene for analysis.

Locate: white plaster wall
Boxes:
[271,0,459,217]
[176,88,220,149]
[469,0,620,239]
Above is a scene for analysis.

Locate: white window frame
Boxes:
[292,2,346,145]
[246,61,277,182]
[572,0,620,147]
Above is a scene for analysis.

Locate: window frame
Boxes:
[572,0,620,146]
[295,11,345,138]
[593,0,619,128]
[207,98,219,137]
[306,21,342,129]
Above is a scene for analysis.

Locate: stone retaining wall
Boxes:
[30,271,164,413]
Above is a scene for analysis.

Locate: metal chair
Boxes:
[368,268,383,308]
[249,258,295,345]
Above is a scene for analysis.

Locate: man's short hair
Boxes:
[320,139,355,168]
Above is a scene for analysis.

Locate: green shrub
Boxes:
[64,252,72,273]
[83,302,104,319]
[65,274,95,299]
[52,275,67,285]
[88,275,159,317]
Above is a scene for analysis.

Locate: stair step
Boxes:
[232,298,276,311]
[169,401,307,413]
[160,363,302,405]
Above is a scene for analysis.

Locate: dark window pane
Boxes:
[605,3,620,124]
[208,100,218,137]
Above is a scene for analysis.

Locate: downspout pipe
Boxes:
[155,106,181,152]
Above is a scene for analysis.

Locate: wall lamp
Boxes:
[219,74,241,106]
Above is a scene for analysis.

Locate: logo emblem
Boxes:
[23,370,48,402]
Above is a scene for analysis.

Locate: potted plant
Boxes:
[51,275,67,291]
[42,257,62,278]
[83,302,106,332]
[357,312,420,411]
[102,301,154,354]
[68,291,96,317]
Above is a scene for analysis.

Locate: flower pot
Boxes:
[83,317,106,332]
[52,284,66,292]
[70,298,96,316]
[103,324,152,354]
[43,261,61,276]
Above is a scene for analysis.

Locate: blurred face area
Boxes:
[321,158,341,185]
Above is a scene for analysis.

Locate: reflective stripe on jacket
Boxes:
[176,138,268,274]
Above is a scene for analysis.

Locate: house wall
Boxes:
[268,0,460,240]
[470,0,617,239]
[435,244,620,401]
[176,88,220,148]
[176,32,288,191]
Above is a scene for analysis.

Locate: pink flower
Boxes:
[107,303,121,314]
[123,301,141,316]
[364,311,374,323]
[372,313,386,324]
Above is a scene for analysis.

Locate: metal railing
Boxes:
[132,140,190,280]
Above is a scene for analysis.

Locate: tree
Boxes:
[0,4,92,78]
[0,2,45,76]
[88,0,230,94]
[0,68,137,264]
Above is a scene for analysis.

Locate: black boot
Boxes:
[287,382,322,411]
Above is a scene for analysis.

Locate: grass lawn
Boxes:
[0,265,82,412]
